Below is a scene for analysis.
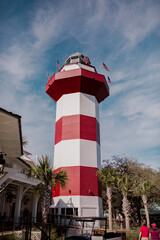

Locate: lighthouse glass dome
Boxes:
[65,52,91,65]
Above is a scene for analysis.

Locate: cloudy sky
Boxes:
[0,0,160,169]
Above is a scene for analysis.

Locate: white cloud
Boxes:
[100,53,160,167]
[0,45,36,91]
[114,0,160,47]
[99,44,160,165]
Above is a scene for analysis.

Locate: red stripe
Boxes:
[55,114,100,145]
[52,166,102,198]
[46,68,109,103]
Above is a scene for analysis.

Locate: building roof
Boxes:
[141,203,160,215]
[18,155,36,168]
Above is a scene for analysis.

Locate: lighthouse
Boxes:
[46,53,109,217]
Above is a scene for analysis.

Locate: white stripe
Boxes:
[56,93,99,122]
[54,139,101,169]
[60,63,95,73]
[52,195,103,217]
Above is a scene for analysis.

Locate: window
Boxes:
[70,57,79,63]
[66,208,73,216]
[60,208,78,217]
[73,208,78,216]
[61,208,65,215]
[52,208,58,215]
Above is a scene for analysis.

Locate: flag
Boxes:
[57,60,60,69]
[81,55,89,64]
[47,73,50,81]
[108,76,111,84]
[102,63,109,71]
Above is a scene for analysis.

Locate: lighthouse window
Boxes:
[70,57,79,63]
[52,208,58,215]
[51,208,58,220]
[61,208,78,216]
[74,208,78,216]
[61,208,65,215]
[66,208,73,216]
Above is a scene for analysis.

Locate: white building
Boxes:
[0,108,40,223]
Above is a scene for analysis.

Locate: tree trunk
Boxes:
[122,195,131,231]
[142,195,150,227]
[107,187,113,230]
[125,215,130,231]
[41,185,51,240]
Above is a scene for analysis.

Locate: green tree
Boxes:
[97,167,116,230]
[5,191,16,219]
[27,155,68,239]
[136,180,154,227]
[117,174,132,231]
[102,156,160,227]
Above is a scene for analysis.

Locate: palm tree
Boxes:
[22,136,32,156]
[5,191,16,219]
[22,136,28,147]
[27,155,67,239]
[97,167,116,230]
[136,180,154,227]
[117,174,132,231]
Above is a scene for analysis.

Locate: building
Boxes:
[141,203,160,226]
[0,108,40,223]
[46,53,109,217]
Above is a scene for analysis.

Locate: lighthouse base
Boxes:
[51,195,103,218]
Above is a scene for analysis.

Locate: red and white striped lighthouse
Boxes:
[46,53,109,217]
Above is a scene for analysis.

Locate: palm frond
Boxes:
[22,136,28,146]
[53,170,68,188]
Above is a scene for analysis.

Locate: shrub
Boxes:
[126,228,140,240]
[0,234,15,240]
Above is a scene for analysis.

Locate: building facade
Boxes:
[0,108,40,223]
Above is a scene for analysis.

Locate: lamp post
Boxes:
[0,152,6,176]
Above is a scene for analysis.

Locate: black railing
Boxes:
[0,215,126,240]
[0,214,72,239]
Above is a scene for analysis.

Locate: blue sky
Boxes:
[0,0,160,169]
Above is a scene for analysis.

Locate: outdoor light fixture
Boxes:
[0,152,6,174]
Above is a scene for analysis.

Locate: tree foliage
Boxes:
[97,167,116,230]
[27,155,68,239]
[100,156,160,226]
